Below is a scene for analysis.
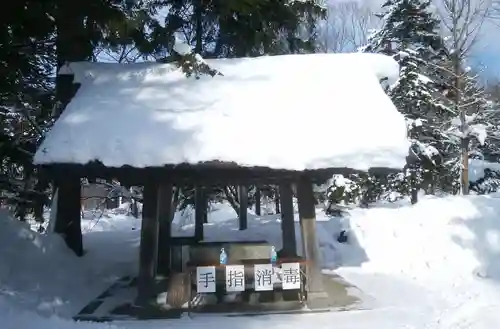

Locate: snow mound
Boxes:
[0,209,135,318]
[4,195,500,328]
[341,195,500,281]
[35,53,408,171]
[0,297,106,329]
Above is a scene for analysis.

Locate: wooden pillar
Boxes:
[54,175,83,256]
[195,186,205,241]
[137,183,159,306]
[296,175,329,309]
[203,189,208,223]
[238,185,248,230]
[157,182,173,276]
[279,183,297,257]
[255,187,261,216]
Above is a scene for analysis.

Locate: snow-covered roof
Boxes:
[34,53,409,172]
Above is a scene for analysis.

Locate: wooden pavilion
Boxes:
[34,53,408,313]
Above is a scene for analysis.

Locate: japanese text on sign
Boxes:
[225,265,245,292]
[196,266,216,293]
[254,264,274,291]
[281,263,301,290]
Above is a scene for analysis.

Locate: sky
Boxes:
[470,22,500,80]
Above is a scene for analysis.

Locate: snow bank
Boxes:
[0,209,137,318]
[5,195,500,328]
[469,158,500,182]
[340,195,500,281]
[34,53,408,171]
[0,297,111,329]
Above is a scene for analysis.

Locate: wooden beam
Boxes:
[157,182,174,276]
[42,162,368,187]
[296,176,329,309]
[136,183,159,306]
[194,186,205,241]
[54,175,83,256]
[279,183,297,257]
[238,185,248,230]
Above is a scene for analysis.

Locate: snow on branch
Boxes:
[173,37,223,79]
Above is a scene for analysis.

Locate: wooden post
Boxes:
[195,186,205,241]
[279,183,297,257]
[296,175,329,309]
[255,187,261,216]
[238,185,248,230]
[54,175,83,256]
[203,189,208,223]
[137,183,160,306]
[157,182,174,276]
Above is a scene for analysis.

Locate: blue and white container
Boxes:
[270,246,277,265]
[220,247,228,265]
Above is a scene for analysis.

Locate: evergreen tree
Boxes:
[361,0,445,56]
[0,0,168,254]
[361,0,456,200]
[162,0,326,58]
[0,0,57,221]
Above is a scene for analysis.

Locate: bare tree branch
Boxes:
[318,2,380,53]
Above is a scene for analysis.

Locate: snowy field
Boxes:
[2,195,500,328]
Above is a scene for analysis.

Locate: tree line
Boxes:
[2,0,500,226]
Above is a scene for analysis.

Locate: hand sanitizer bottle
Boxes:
[220,247,227,265]
[270,246,277,265]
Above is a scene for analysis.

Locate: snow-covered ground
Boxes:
[2,195,500,328]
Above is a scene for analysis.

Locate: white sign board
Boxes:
[225,265,245,292]
[281,263,301,290]
[254,264,274,291]
[196,266,216,293]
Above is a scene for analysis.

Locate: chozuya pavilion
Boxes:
[33,51,408,318]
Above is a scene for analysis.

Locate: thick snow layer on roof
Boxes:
[35,53,409,171]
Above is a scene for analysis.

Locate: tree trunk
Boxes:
[56,2,93,71]
[131,198,139,218]
[461,135,469,195]
[52,1,92,256]
[194,0,203,54]
[137,183,160,305]
[274,188,281,214]
[255,188,261,216]
[223,186,240,215]
[453,52,468,195]
[410,167,418,205]
[54,176,83,256]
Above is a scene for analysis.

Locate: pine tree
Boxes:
[162,0,326,58]
[0,0,57,221]
[361,0,454,201]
